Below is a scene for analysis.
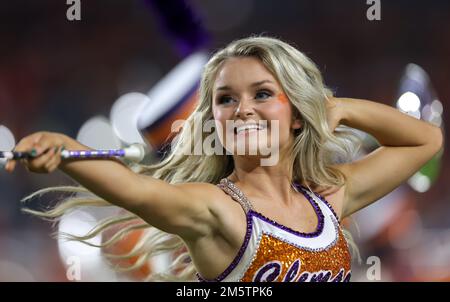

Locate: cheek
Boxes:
[212,108,228,142]
[261,97,292,141]
[213,108,227,130]
[261,96,292,123]
[277,93,289,104]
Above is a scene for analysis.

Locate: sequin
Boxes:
[240,227,351,282]
[197,178,352,282]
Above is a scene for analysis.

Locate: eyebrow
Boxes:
[216,80,274,91]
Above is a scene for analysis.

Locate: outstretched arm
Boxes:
[330,98,443,218]
[7,132,216,240]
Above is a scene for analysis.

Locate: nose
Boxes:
[235,99,255,118]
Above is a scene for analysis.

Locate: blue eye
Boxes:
[218,95,236,105]
[255,91,272,100]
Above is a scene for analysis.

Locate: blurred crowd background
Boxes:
[0,0,449,281]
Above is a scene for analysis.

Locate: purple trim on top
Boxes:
[197,210,254,282]
[197,180,333,282]
[300,186,341,224]
[249,190,325,238]
[198,184,326,282]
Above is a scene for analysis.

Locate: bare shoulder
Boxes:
[173,182,230,206]
[174,181,243,221]
[129,178,238,240]
[174,182,249,279]
[173,181,220,194]
[327,163,351,219]
[171,182,227,217]
[320,184,346,220]
[175,182,247,251]
[302,164,350,220]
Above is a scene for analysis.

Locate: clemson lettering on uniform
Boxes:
[252,260,351,282]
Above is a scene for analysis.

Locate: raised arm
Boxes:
[331,98,443,218]
[6,132,217,240]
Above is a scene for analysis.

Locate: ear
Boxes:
[291,118,302,130]
[290,106,303,131]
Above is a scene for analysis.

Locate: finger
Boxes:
[7,158,26,172]
[32,139,52,156]
[33,135,64,157]
[28,147,55,170]
[47,146,64,172]
[46,161,60,173]
[5,160,15,173]
[44,148,62,171]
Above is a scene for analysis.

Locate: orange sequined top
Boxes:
[198,178,352,282]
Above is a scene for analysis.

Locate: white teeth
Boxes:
[236,124,264,134]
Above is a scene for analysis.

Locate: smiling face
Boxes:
[212,56,302,159]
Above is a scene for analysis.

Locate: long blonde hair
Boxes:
[22,35,361,281]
